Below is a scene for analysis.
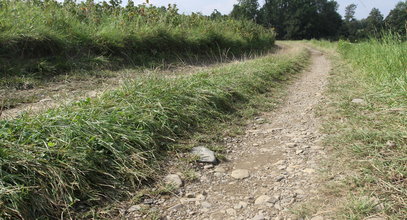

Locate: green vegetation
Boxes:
[232,0,342,39]
[340,1,406,41]
[317,34,406,218]
[230,0,406,41]
[0,0,275,77]
[0,46,309,219]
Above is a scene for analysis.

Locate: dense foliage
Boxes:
[231,0,407,40]
[0,0,275,77]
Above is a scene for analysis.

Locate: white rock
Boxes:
[226,208,236,215]
[234,201,248,209]
[231,169,250,179]
[252,214,266,220]
[214,167,226,173]
[127,205,141,213]
[164,174,183,188]
[191,146,217,163]
[351,98,365,104]
[303,168,315,174]
[255,195,271,205]
[201,201,212,209]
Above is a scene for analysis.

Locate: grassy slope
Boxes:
[0,0,275,78]
[313,36,406,219]
[0,47,310,219]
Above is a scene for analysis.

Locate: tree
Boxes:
[342,4,362,41]
[385,1,407,36]
[230,0,259,22]
[259,0,342,40]
[210,9,223,20]
[365,8,384,36]
[344,4,357,22]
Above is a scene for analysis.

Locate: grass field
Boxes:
[315,34,407,219]
[0,0,275,79]
[0,43,309,219]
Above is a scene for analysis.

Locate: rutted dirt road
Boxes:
[150,48,331,220]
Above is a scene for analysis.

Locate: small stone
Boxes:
[252,214,265,220]
[201,201,212,209]
[234,201,248,209]
[386,141,397,148]
[186,192,195,198]
[143,198,154,204]
[286,143,297,148]
[164,174,183,188]
[226,208,236,215]
[231,169,250,179]
[296,149,304,155]
[365,217,386,220]
[239,201,248,208]
[255,195,271,205]
[39,98,52,102]
[351,98,365,104]
[169,203,184,211]
[196,194,206,200]
[127,205,141,213]
[276,176,285,182]
[310,216,324,220]
[303,168,315,174]
[191,146,217,163]
[204,164,214,169]
[214,167,226,173]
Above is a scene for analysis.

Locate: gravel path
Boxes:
[148,47,331,220]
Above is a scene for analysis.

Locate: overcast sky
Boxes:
[129,0,402,19]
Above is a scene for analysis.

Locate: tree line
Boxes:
[215,0,407,40]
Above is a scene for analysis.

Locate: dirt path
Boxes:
[151,48,331,220]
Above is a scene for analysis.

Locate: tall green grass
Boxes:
[338,34,407,100]
[322,34,407,218]
[0,0,275,77]
[0,47,309,219]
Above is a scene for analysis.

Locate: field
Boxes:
[311,34,406,219]
[1,0,406,219]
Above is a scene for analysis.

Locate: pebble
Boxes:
[255,195,271,205]
[226,208,237,215]
[214,167,226,173]
[231,169,250,179]
[127,205,141,213]
[252,214,266,220]
[164,174,183,188]
[276,176,285,182]
[351,98,365,104]
[191,146,217,163]
[303,168,315,174]
[201,201,212,209]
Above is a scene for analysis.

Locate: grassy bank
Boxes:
[316,35,406,218]
[0,0,275,78]
[0,47,309,219]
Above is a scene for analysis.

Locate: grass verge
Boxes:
[312,35,406,219]
[0,47,309,219]
[0,0,275,78]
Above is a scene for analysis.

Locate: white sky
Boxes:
[128,0,403,19]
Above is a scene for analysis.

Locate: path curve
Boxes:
[154,47,331,220]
